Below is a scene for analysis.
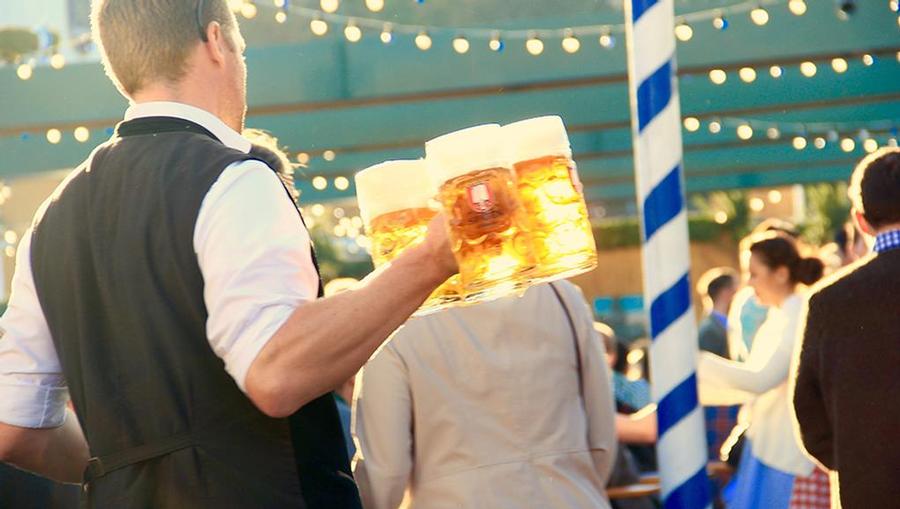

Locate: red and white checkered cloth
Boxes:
[789,467,832,509]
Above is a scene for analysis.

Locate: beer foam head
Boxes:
[502,115,572,164]
[425,124,508,186]
[355,159,434,226]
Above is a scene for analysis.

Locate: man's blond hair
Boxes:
[90,0,237,97]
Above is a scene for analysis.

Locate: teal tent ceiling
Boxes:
[1,0,898,211]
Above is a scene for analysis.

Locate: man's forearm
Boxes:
[246,242,450,417]
[0,408,89,484]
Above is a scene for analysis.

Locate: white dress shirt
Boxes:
[697,293,814,476]
[353,281,616,509]
[0,102,319,429]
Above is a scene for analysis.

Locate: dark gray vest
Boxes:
[29,117,360,509]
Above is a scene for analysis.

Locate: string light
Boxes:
[712,14,729,30]
[788,0,807,15]
[46,128,62,144]
[320,0,339,14]
[4,230,18,245]
[311,204,326,216]
[709,120,722,134]
[737,124,754,140]
[813,136,826,149]
[683,117,700,132]
[768,190,783,204]
[297,152,310,164]
[452,36,470,54]
[365,0,384,12]
[561,30,581,54]
[525,35,544,56]
[739,67,757,83]
[750,197,765,212]
[333,207,345,218]
[73,126,90,143]
[334,176,350,190]
[310,17,329,36]
[714,211,729,224]
[489,32,504,52]
[750,6,770,25]
[312,176,328,190]
[864,138,879,153]
[862,54,874,66]
[840,138,856,152]
[49,54,66,70]
[380,25,393,43]
[800,61,817,77]
[769,65,783,78]
[16,64,33,80]
[709,69,727,85]
[241,1,258,19]
[766,127,781,139]
[275,10,287,23]
[323,149,336,161]
[598,30,615,49]
[674,22,693,42]
[831,57,848,73]
[792,136,807,150]
[415,31,432,51]
[344,22,362,42]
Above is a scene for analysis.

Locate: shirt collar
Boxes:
[873,229,900,254]
[123,101,250,153]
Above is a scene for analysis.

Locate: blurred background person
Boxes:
[352,281,616,509]
[697,233,829,509]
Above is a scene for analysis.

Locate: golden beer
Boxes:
[355,160,461,312]
[427,125,537,301]
[367,207,461,310]
[503,116,597,281]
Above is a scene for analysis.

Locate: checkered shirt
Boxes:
[874,229,900,254]
[789,467,832,509]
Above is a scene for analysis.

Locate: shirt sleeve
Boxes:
[697,303,800,396]
[0,228,69,428]
[352,343,413,509]
[194,160,319,392]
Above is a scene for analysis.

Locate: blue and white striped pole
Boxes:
[624,1,711,508]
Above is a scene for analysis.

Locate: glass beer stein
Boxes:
[502,116,597,282]
[354,159,461,311]
[426,124,537,301]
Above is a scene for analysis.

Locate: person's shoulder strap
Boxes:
[548,282,584,403]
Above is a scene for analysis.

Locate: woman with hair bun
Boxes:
[697,233,830,509]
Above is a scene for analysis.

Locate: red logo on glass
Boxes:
[467,182,495,213]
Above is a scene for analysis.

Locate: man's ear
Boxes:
[201,21,228,66]
[853,209,875,236]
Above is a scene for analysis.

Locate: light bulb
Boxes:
[709,69,727,85]
[344,23,362,42]
[831,58,848,73]
[739,67,757,83]
[675,22,693,42]
[16,63,32,80]
[320,0,339,13]
[769,65,783,78]
[792,136,807,150]
[46,128,62,144]
[310,18,328,36]
[415,31,432,51]
[737,124,754,140]
[788,0,807,15]
[380,26,393,44]
[50,54,66,70]
[452,36,470,54]
[562,32,581,54]
[800,61,817,77]
[74,126,90,143]
[365,0,384,12]
[526,36,544,56]
[683,117,700,132]
[750,7,769,25]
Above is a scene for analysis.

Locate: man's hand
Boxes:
[420,212,458,282]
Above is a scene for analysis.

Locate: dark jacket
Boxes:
[698,313,729,358]
[792,249,900,509]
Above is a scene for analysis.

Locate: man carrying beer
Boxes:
[0,1,456,507]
